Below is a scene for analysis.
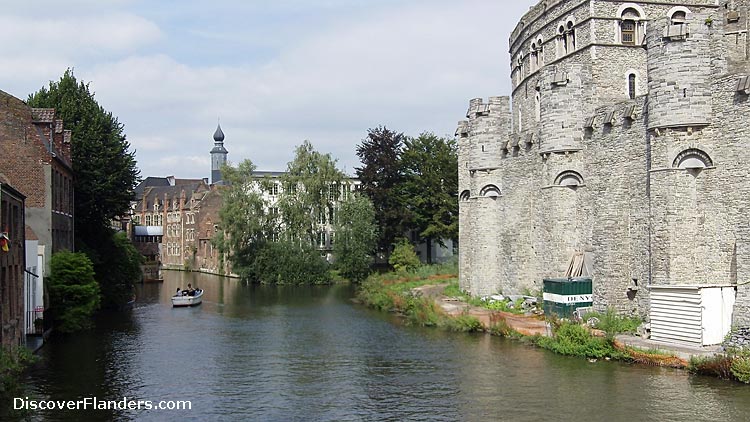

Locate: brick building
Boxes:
[0,182,25,348]
[0,90,74,338]
[457,1,750,345]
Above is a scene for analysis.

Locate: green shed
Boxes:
[542,277,593,318]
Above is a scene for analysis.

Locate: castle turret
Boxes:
[646,10,715,130]
[210,123,228,185]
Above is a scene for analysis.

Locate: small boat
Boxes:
[171,289,203,307]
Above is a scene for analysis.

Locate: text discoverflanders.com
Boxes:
[14,397,192,411]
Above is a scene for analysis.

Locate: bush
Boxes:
[586,308,641,339]
[47,251,100,333]
[252,241,330,285]
[389,238,420,273]
[731,355,750,383]
[0,346,36,396]
[689,355,734,380]
[535,321,623,359]
[443,315,484,332]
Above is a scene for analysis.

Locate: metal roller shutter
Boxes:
[650,286,702,346]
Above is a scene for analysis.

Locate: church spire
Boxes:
[210,123,228,185]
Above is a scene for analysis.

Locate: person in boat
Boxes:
[175,288,181,297]
[186,283,195,296]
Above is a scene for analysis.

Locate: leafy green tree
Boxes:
[279,140,344,245]
[400,132,458,262]
[27,69,139,244]
[334,194,378,282]
[216,159,275,279]
[96,232,143,309]
[355,126,409,254]
[47,251,100,333]
[28,69,141,308]
[389,238,421,273]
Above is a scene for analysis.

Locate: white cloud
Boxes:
[0,14,161,56]
[1,0,530,180]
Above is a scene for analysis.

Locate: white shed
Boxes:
[649,285,736,346]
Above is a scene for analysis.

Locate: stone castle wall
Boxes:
[459,0,750,324]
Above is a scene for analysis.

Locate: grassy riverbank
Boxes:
[356,265,750,381]
[356,262,483,332]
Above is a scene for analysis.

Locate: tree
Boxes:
[96,232,143,309]
[47,251,100,333]
[334,194,378,282]
[28,69,141,309]
[400,132,458,263]
[27,69,140,244]
[216,159,275,279]
[355,126,409,254]
[216,157,332,284]
[278,140,344,245]
[389,238,421,273]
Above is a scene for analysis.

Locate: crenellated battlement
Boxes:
[457,0,750,330]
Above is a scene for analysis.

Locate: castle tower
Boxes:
[210,123,228,185]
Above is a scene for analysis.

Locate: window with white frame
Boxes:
[318,231,326,248]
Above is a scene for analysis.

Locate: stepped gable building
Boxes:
[457,0,750,339]
[132,176,210,271]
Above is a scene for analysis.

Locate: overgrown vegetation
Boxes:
[0,346,37,397]
[252,241,330,285]
[47,251,101,333]
[532,322,628,359]
[442,280,528,315]
[689,347,750,383]
[585,308,641,339]
[356,262,481,332]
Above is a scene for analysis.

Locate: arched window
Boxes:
[460,190,470,201]
[557,25,567,57]
[628,73,637,99]
[673,149,713,169]
[566,21,576,51]
[557,21,576,57]
[479,184,501,198]
[554,170,584,187]
[530,38,543,72]
[621,8,640,45]
[670,10,686,25]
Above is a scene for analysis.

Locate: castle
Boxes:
[457,0,750,344]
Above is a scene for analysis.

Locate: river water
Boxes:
[14,272,750,421]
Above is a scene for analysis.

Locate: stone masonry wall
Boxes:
[459,0,750,327]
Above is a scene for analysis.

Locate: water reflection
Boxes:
[12,271,750,421]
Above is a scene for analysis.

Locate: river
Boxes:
[13,271,750,421]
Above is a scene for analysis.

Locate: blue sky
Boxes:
[3,0,532,178]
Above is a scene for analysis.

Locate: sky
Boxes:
[2,0,533,179]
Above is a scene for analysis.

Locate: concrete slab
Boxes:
[615,334,723,362]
